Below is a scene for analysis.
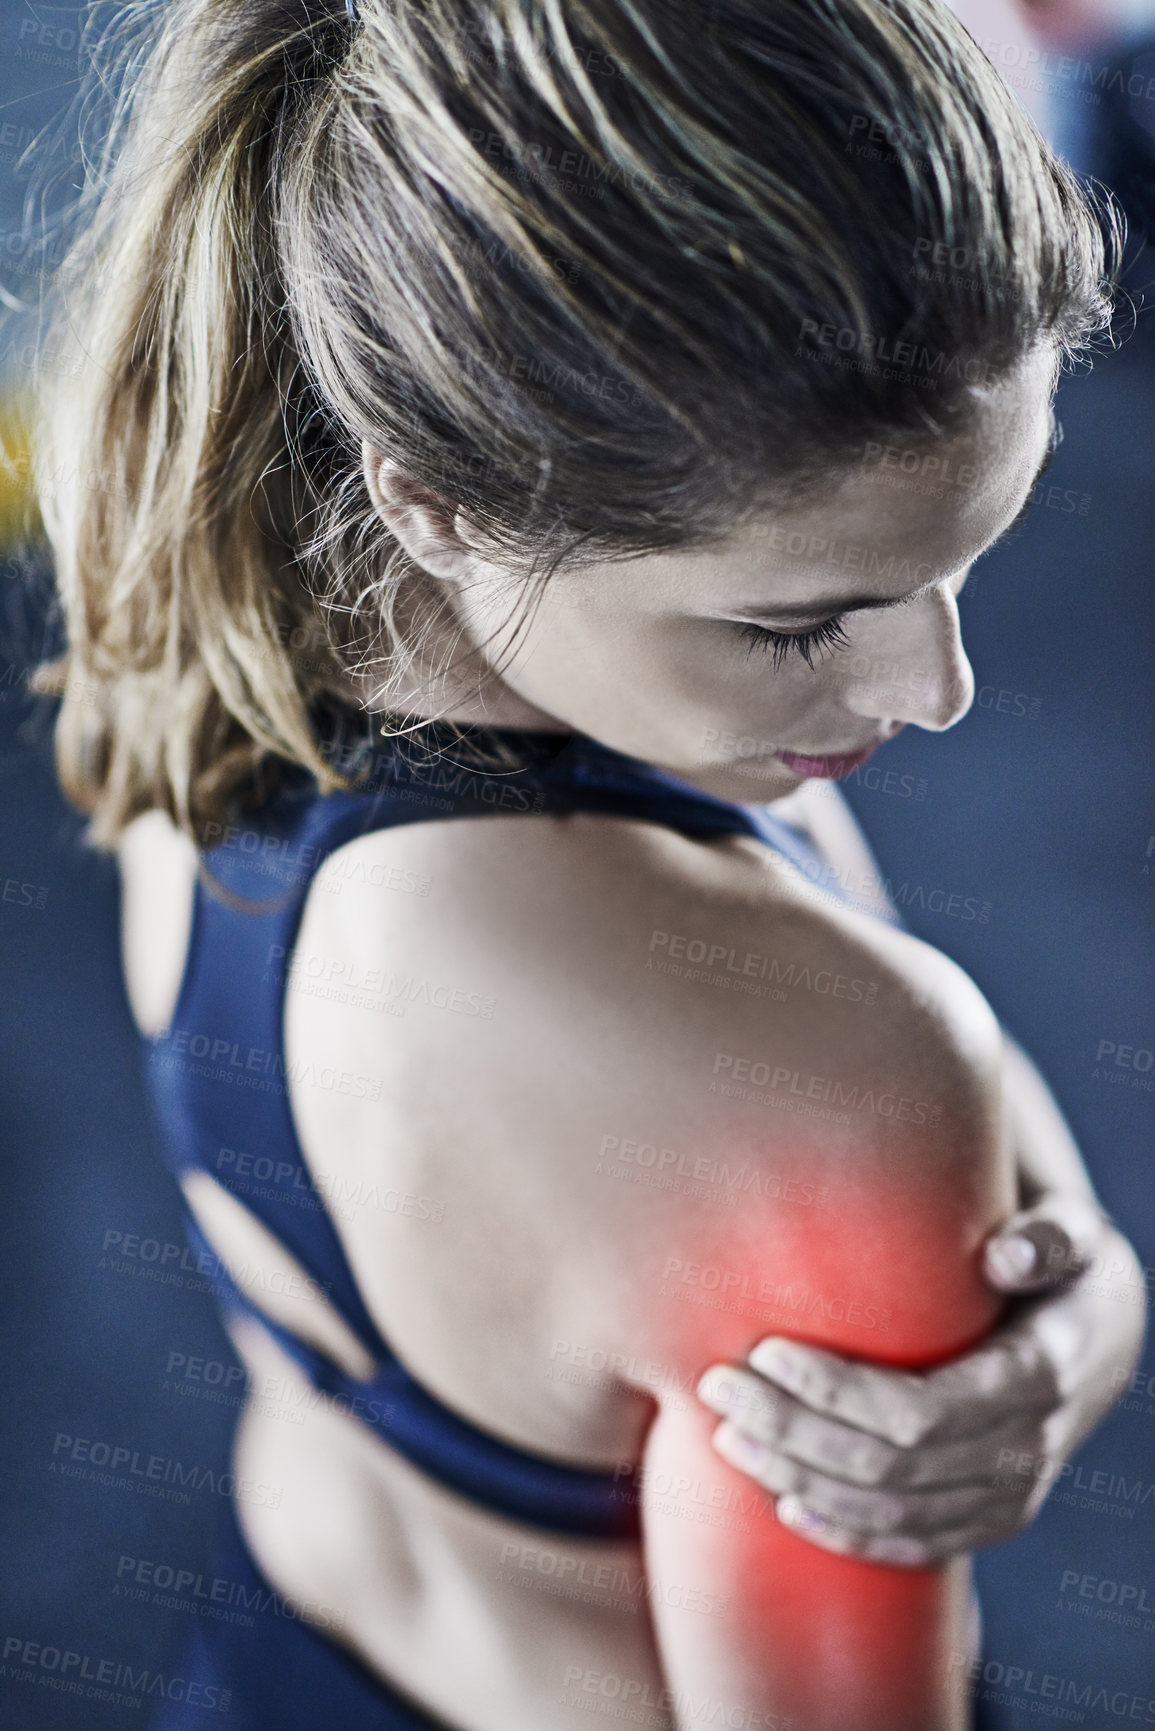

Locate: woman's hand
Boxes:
[695,1195,1147,1567]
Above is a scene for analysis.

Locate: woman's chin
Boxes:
[667,758,807,804]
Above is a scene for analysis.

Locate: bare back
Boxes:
[119,787,1012,1730]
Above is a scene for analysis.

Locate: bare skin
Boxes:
[119,348,1144,1729]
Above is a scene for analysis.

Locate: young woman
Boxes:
[35,1,1145,1727]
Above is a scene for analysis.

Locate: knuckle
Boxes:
[890,1404,935,1448]
[805,1370,838,1411]
[739,1399,780,1439]
[759,1454,802,1497]
[844,1488,904,1532]
[865,1442,904,1486]
[847,1449,896,1489]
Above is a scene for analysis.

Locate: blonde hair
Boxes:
[33,0,1116,848]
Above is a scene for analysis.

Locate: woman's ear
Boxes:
[361,441,476,582]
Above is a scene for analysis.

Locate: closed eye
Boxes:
[738,615,851,669]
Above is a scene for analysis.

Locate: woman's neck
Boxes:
[329,666,575,734]
[322,567,576,736]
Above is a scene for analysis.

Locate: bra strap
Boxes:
[185,1215,643,1541]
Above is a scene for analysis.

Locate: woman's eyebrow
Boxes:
[730,412,1063,623]
[733,593,904,622]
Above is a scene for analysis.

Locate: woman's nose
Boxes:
[843,586,975,732]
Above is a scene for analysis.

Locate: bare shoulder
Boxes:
[295,806,1003,1100]
[290,811,1012,1384]
[117,809,200,1037]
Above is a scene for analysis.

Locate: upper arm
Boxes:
[611,865,1009,1730]
[596,853,1015,1383]
[638,1387,971,1730]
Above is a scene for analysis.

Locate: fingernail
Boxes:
[713,1424,767,1472]
[986,1234,1037,1284]
[776,1497,829,1534]
[749,1340,802,1390]
[696,1370,736,1407]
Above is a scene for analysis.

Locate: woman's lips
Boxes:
[773,745,880,779]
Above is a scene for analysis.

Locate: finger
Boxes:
[916,1330,1058,1436]
[699,1363,1042,1488]
[773,1500,1028,1568]
[712,1424,1026,1537]
[742,1338,940,1446]
[744,1335,1055,1448]
[983,1196,1109,1294]
[698,1365,906,1483]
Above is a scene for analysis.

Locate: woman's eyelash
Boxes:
[738,616,850,669]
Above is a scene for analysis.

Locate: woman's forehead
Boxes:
[568,352,1057,617]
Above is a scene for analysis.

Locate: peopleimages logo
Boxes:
[2,1635,230,1714]
[948,1650,1155,1722]
[115,1554,346,1634]
[648,930,879,1004]
[1058,1569,1155,1618]
[711,1053,940,1125]
[660,1257,892,1334]
[560,1664,794,1730]
[50,1432,282,1508]
[974,36,1155,103]
[797,318,997,387]
[149,1024,384,1101]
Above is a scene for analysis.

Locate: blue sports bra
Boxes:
[141,717,892,1542]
